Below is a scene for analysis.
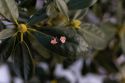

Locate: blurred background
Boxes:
[0,0,125,83]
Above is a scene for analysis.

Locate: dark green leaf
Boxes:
[29,29,52,48]
[67,0,97,10]
[64,0,70,3]
[0,0,19,20]
[28,31,51,58]
[37,27,88,58]
[19,0,36,14]
[19,0,36,8]
[12,42,34,80]
[28,8,48,25]
[0,37,15,62]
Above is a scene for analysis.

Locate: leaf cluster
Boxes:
[0,0,112,80]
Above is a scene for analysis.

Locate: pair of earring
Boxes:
[50,36,66,45]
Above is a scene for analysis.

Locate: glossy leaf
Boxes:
[0,0,19,20]
[12,42,34,80]
[29,30,52,48]
[28,31,51,58]
[0,28,16,40]
[39,27,88,57]
[0,38,15,62]
[19,0,36,15]
[79,24,106,49]
[28,8,48,25]
[67,0,97,10]
[19,0,36,8]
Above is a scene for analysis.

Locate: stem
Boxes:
[21,32,24,42]
[13,18,19,26]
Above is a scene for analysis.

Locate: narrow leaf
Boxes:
[28,31,51,58]
[28,8,48,25]
[0,38,15,62]
[13,42,34,80]
[0,28,16,40]
[67,0,97,10]
[55,0,69,18]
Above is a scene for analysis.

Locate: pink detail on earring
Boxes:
[60,36,66,44]
[50,37,58,45]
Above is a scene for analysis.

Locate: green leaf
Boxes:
[12,42,34,80]
[67,0,97,10]
[64,0,70,3]
[29,29,52,48]
[28,31,51,58]
[0,37,15,62]
[79,24,106,49]
[19,0,36,15]
[0,28,16,40]
[39,27,88,58]
[19,0,36,8]
[28,8,48,25]
[55,0,69,18]
[100,23,117,43]
[0,0,19,20]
